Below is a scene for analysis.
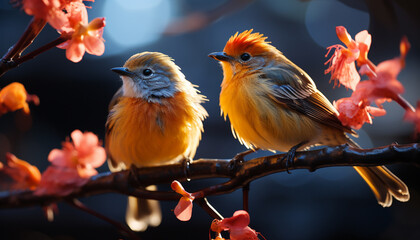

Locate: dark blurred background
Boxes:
[1,0,420,239]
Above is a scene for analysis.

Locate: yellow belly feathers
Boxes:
[107,92,198,167]
[220,74,318,152]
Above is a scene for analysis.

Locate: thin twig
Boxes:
[2,17,46,61]
[68,199,141,240]
[0,34,69,78]
[242,183,250,212]
[196,198,223,220]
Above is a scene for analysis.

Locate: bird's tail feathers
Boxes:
[126,185,162,231]
[353,166,409,207]
[346,136,409,207]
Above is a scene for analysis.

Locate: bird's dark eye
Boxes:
[240,53,251,61]
[142,68,153,76]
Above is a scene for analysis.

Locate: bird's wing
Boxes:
[105,87,127,171]
[263,64,356,135]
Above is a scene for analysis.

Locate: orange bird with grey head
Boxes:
[209,30,409,207]
[106,52,208,231]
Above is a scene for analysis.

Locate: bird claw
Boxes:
[183,157,193,181]
[281,141,307,174]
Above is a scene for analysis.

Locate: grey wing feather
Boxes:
[263,64,356,135]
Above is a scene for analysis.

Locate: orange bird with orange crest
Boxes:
[209,30,409,207]
[106,52,208,231]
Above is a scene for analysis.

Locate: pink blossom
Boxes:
[171,180,195,221]
[57,17,106,62]
[357,37,410,109]
[22,0,105,62]
[211,210,259,240]
[334,97,386,129]
[48,129,106,178]
[22,0,88,32]
[325,26,372,90]
[34,130,105,196]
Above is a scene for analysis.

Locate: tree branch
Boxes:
[1,17,47,78]
[0,35,69,78]
[0,143,419,209]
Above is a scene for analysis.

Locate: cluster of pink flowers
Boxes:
[1,130,105,196]
[35,129,106,196]
[325,26,419,132]
[22,0,105,62]
[171,180,262,240]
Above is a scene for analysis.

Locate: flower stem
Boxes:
[242,183,250,212]
[196,198,223,220]
[2,17,47,61]
[394,94,415,112]
[0,34,69,78]
[68,199,141,240]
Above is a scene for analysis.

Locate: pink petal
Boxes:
[355,30,371,49]
[80,132,99,149]
[71,129,84,148]
[221,210,250,229]
[367,106,387,117]
[171,180,191,196]
[230,226,259,240]
[48,149,70,167]
[335,98,372,129]
[211,219,229,233]
[325,46,360,91]
[84,35,105,56]
[376,58,402,80]
[79,146,106,167]
[336,26,353,47]
[47,10,69,32]
[23,0,48,19]
[341,61,360,91]
[66,40,86,63]
[89,147,107,167]
[76,132,98,157]
[66,1,88,28]
[174,197,193,221]
[88,17,106,31]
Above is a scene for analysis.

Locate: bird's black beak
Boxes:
[111,67,134,77]
[208,52,234,62]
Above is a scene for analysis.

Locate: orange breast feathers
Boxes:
[107,91,205,168]
[219,69,319,152]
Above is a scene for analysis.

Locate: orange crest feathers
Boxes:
[224,29,272,56]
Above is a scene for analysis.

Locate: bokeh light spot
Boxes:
[305,0,370,48]
[102,0,176,56]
